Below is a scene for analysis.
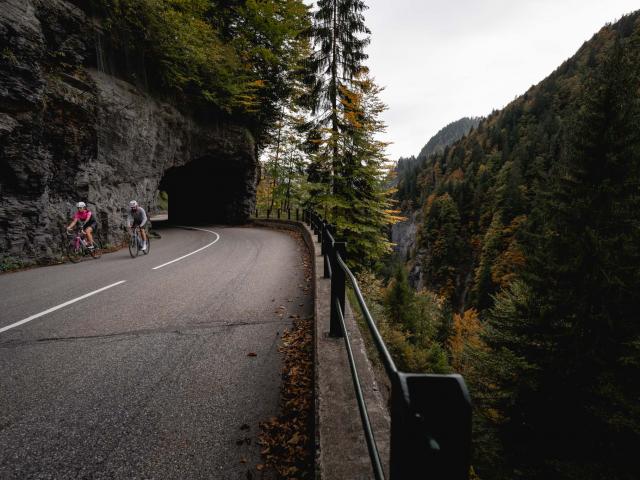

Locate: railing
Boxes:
[305,209,472,480]
[254,206,301,221]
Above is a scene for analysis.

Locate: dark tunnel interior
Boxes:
[159,156,251,225]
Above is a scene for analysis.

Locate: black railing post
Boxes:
[390,373,472,480]
[288,208,291,220]
[277,209,281,219]
[329,241,347,337]
[323,222,331,279]
[316,216,322,243]
[267,209,271,219]
[321,221,328,256]
[296,208,299,222]
[255,208,258,218]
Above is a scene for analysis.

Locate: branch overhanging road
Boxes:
[0,225,313,479]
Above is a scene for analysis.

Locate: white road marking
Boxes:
[0,280,127,334]
[152,227,220,270]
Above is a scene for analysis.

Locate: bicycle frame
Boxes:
[68,229,87,247]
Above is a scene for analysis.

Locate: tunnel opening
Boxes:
[159,156,253,225]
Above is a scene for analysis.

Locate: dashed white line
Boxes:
[152,227,220,270]
[0,280,127,334]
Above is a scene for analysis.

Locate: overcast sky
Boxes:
[360,0,639,160]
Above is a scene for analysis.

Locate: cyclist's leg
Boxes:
[85,225,95,246]
[141,227,148,249]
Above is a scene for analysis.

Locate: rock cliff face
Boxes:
[0,0,257,265]
[391,210,425,290]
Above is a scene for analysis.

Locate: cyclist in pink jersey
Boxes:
[67,201,97,248]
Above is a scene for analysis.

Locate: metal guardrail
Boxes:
[254,207,301,221]
[304,209,472,480]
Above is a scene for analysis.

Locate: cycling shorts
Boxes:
[82,218,98,231]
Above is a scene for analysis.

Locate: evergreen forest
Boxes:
[391,12,640,480]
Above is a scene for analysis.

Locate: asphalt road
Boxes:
[0,225,312,479]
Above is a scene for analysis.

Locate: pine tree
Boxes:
[307,0,370,188]
[385,266,415,325]
[303,2,396,269]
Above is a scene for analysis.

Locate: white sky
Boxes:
[361,0,639,160]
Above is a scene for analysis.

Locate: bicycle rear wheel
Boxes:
[128,232,139,258]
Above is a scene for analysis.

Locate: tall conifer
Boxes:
[307,0,370,185]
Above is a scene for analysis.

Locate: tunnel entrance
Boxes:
[159,156,254,225]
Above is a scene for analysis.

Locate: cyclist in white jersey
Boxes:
[127,200,148,251]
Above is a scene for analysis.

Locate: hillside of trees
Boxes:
[395,117,481,204]
[391,11,640,479]
[417,117,482,160]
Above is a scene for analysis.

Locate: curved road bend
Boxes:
[0,225,312,479]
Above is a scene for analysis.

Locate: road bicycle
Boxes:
[65,228,101,263]
[128,225,150,257]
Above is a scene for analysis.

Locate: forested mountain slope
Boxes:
[395,12,640,479]
[417,117,482,160]
[394,117,481,200]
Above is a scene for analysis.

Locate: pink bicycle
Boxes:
[65,227,101,263]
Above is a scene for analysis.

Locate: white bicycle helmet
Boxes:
[76,201,86,208]
[129,200,138,208]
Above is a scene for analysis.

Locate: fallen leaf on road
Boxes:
[247,352,257,357]
[240,424,250,431]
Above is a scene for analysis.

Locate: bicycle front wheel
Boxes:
[128,233,139,258]
[66,240,82,263]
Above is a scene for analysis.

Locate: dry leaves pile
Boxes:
[258,317,314,479]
